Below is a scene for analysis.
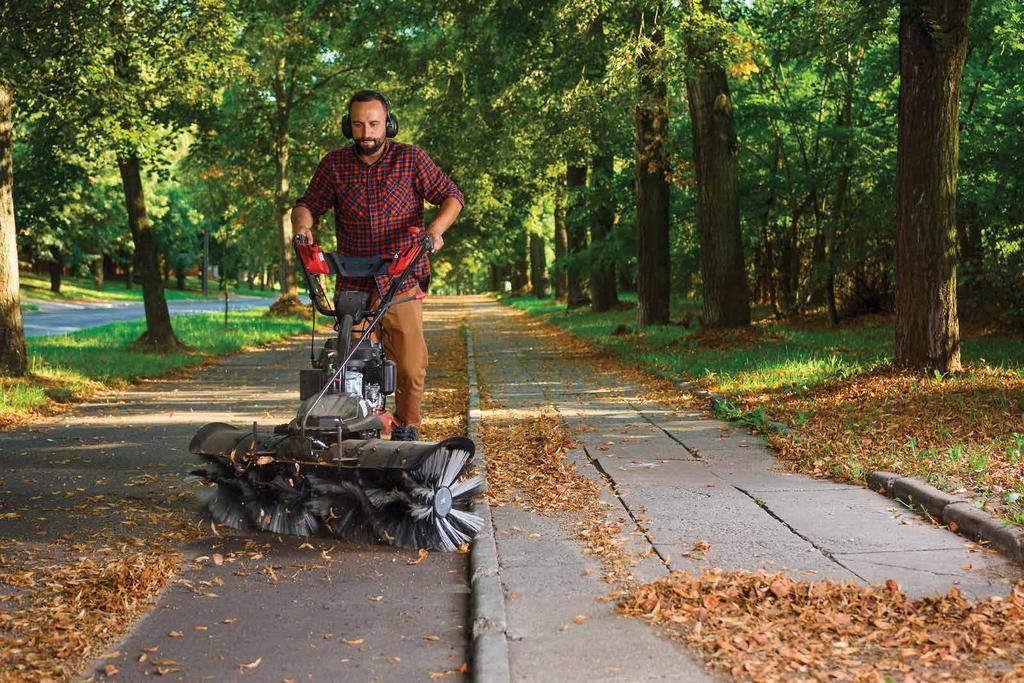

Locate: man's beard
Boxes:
[355,136,385,156]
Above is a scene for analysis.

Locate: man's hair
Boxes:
[348,89,390,113]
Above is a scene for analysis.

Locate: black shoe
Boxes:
[391,425,420,441]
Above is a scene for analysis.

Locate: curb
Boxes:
[464,325,511,683]
[868,471,1024,563]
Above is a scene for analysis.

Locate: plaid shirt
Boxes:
[295,141,464,293]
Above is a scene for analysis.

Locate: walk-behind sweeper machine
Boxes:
[187,231,483,551]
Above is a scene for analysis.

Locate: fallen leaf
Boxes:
[240,657,262,670]
[423,634,441,641]
[408,548,429,565]
[342,638,364,645]
[103,664,118,676]
[573,615,587,624]
[212,553,224,566]
[167,630,183,638]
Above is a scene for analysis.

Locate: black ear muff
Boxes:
[342,114,353,139]
[385,111,398,138]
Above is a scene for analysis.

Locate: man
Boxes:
[292,89,464,441]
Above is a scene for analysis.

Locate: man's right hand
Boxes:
[291,205,315,242]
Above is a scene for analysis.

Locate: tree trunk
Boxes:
[91,257,104,290]
[635,6,670,327]
[686,59,750,328]
[273,57,298,304]
[0,84,27,376]
[49,247,62,293]
[589,152,618,311]
[895,0,968,373]
[175,267,187,290]
[511,224,528,293]
[117,153,179,349]
[553,181,568,300]
[529,232,549,297]
[565,163,589,308]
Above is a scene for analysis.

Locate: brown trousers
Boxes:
[355,285,427,428]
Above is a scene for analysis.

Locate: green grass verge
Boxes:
[503,294,1024,395]
[0,308,310,420]
[20,272,280,303]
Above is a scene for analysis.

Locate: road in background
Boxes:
[21,296,279,337]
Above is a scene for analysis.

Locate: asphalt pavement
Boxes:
[21,295,279,337]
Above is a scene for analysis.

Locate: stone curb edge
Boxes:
[464,325,511,683]
[868,471,1024,564]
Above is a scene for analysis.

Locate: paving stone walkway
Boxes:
[466,296,1022,682]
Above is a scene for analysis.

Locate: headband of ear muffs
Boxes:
[342,89,399,139]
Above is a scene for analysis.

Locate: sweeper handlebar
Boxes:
[292,230,433,318]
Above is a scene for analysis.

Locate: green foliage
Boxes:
[2,0,1022,327]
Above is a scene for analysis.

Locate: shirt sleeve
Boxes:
[294,153,336,223]
[412,147,465,208]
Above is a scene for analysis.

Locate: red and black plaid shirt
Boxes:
[295,141,464,293]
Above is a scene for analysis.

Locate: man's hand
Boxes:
[426,226,444,253]
[292,205,315,243]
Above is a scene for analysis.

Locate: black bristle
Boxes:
[188,439,485,550]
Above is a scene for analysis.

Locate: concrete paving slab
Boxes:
[617,485,859,581]
[834,548,1019,599]
[750,488,967,554]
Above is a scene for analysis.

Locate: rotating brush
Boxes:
[361,444,485,551]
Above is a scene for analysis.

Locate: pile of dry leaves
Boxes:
[0,550,180,682]
[620,569,1024,682]
[481,408,638,586]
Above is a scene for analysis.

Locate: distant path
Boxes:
[21,295,279,337]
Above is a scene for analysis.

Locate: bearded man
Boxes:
[291,89,464,441]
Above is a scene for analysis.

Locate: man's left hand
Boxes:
[426,227,444,253]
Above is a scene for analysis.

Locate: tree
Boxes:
[0,85,26,375]
[684,0,750,328]
[894,0,970,372]
[634,3,671,326]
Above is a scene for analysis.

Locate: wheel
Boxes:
[338,313,354,362]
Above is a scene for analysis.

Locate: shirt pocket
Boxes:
[338,180,366,218]
[383,176,420,218]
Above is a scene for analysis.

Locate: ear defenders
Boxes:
[342,89,399,139]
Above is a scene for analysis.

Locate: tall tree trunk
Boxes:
[686,53,750,328]
[176,267,186,290]
[0,84,27,376]
[273,56,298,304]
[49,247,62,293]
[117,153,178,349]
[589,152,618,311]
[586,10,617,312]
[91,257,105,290]
[565,163,589,308]
[635,5,670,327]
[511,223,529,293]
[895,0,968,373]
[529,232,549,297]
[553,181,568,300]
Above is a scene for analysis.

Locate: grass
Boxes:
[0,308,311,424]
[20,272,280,303]
[502,293,1024,526]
